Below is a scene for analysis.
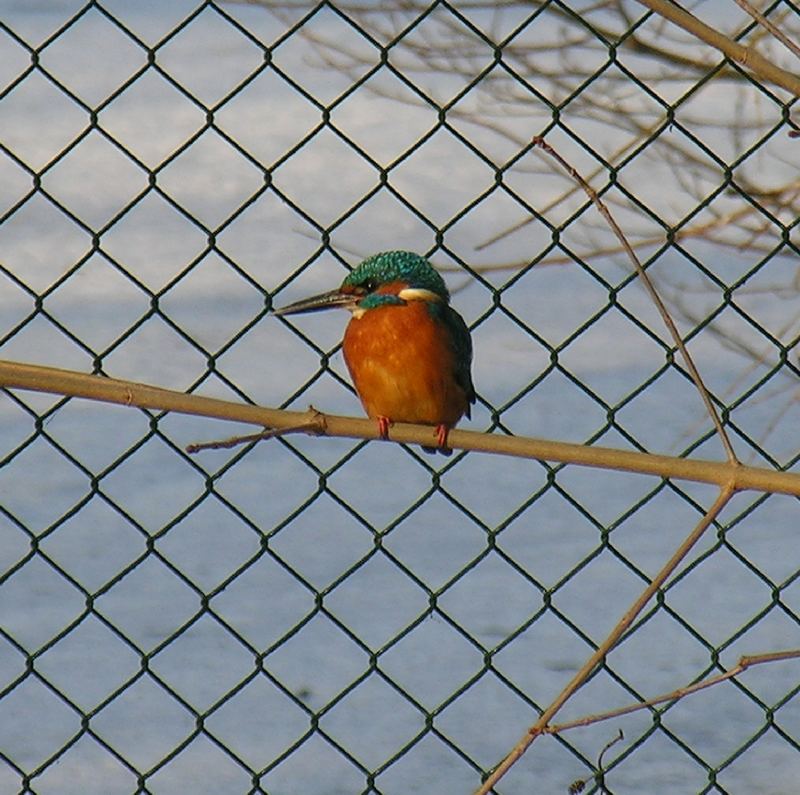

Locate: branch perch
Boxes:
[2,360,800,495]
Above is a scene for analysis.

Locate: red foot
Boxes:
[377,415,391,440]
[436,423,450,450]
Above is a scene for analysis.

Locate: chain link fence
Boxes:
[1,1,799,793]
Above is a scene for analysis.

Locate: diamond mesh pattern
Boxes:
[1,2,799,794]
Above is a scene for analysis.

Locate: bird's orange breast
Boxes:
[342,301,470,427]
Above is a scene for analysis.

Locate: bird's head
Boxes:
[273,251,449,319]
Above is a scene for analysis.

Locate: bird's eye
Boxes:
[361,278,378,292]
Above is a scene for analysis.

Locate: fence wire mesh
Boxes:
[1,1,799,793]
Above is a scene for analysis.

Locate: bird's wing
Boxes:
[442,305,476,417]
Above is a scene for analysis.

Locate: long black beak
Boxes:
[272,289,357,316]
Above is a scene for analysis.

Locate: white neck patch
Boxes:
[397,287,442,303]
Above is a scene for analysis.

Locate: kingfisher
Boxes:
[274,251,475,454]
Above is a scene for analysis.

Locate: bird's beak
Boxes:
[272,288,357,316]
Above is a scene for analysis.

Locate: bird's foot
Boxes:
[435,423,452,453]
[376,415,391,440]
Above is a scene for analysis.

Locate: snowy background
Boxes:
[1,1,799,793]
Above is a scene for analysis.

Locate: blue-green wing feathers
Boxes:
[429,302,475,419]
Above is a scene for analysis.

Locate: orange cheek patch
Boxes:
[374,281,406,296]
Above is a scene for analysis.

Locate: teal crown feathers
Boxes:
[343,251,449,301]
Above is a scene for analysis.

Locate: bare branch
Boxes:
[475,485,736,794]
[3,359,799,494]
[532,136,739,464]
[635,0,800,95]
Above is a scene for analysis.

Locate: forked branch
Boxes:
[475,485,735,794]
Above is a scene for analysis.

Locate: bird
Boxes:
[273,250,475,454]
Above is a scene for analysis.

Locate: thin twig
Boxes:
[547,649,800,734]
[560,649,799,792]
[732,0,800,61]
[186,422,320,453]
[532,136,739,465]
[568,730,625,794]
